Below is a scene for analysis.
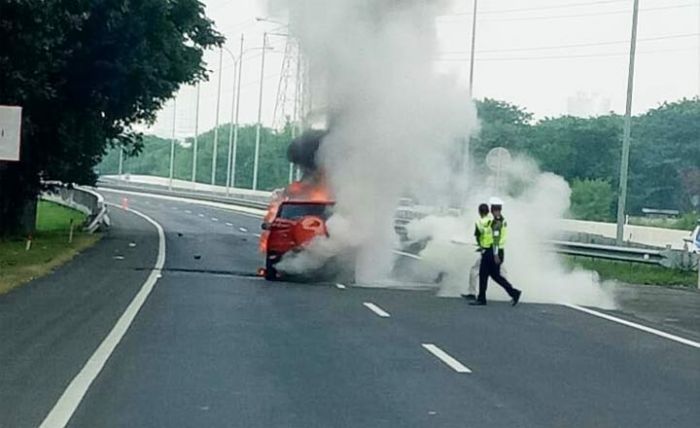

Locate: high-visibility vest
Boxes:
[491,216,508,248]
[477,216,493,249]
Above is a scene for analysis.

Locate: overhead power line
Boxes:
[435,47,697,62]
[445,0,630,16]
[438,33,700,55]
[438,2,699,22]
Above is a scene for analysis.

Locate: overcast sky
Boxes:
[143,0,700,138]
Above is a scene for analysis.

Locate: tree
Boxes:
[628,98,700,213]
[470,98,533,159]
[527,115,622,184]
[100,123,294,191]
[0,0,223,235]
[569,179,614,221]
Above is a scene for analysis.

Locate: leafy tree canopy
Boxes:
[0,0,223,234]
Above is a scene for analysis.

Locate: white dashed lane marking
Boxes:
[422,344,472,374]
[363,302,390,318]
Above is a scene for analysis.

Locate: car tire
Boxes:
[265,253,278,281]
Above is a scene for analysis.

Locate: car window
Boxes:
[277,203,332,220]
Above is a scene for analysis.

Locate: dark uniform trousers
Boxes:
[478,248,519,303]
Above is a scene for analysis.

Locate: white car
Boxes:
[691,224,700,253]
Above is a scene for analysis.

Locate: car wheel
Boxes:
[265,253,278,281]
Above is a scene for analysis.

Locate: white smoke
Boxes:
[409,156,614,308]
[270,0,478,283]
[268,1,613,308]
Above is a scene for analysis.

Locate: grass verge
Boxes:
[566,256,697,288]
[0,201,101,295]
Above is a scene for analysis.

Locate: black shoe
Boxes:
[469,300,487,306]
[511,290,522,306]
[461,294,476,301]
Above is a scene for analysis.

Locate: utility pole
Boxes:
[468,0,478,97]
[212,48,224,185]
[226,35,244,195]
[169,98,177,191]
[252,32,268,191]
[192,83,200,184]
[118,147,124,177]
[290,41,302,184]
[616,0,640,245]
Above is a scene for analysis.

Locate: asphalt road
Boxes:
[1,189,698,428]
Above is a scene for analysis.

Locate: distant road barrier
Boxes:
[98,176,698,278]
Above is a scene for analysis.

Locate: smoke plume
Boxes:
[269,1,612,307]
[270,0,477,283]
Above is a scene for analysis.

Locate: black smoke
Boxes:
[287,129,328,172]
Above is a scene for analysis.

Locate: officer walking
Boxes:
[470,197,522,306]
[462,203,491,301]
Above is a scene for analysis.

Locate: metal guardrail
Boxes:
[42,183,110,233]
[97,179,269,211]
[96,178,698,275]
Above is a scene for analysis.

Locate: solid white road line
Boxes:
[422,344,472,373]
[225,222,233,227]
[40,204,167,428]
[336,283,347,289]
[363,302,391,318]
[565,304,700,349]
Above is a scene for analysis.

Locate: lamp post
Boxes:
[615,0,640,245]
[191,83,200,184]
[222,38,274,194]
[169,98,177,190]
[211,48,224,185]
[252,32,268,191]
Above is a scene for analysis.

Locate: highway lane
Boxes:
[2,189,698,427]
[0,204,159,428]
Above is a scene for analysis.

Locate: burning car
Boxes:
[259,130,335,280]
[261,200,335,280]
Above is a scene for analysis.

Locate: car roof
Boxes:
[280,200,335,205]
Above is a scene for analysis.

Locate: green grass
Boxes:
[566,256,697,288]
[0,201,101,295]
[35,199,87,231]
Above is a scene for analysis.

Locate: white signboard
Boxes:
[0,105,22,161]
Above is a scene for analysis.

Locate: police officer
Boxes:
[462,203,491,301]
[470,197,522,306]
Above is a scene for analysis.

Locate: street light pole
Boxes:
[118,147,124,177]
[290,41,302,184]
[212,48,224,185]
[192,83,201,184]
[226,35,245,195]
[468,0,478,97]
[169,98,177,191]
[616,0,640,245]
[252,32,268,191]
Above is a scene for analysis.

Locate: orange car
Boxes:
[260,200,334,280]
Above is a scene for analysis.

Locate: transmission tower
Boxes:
[272,39,301,131]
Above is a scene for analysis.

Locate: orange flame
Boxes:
[258,171,334,253]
